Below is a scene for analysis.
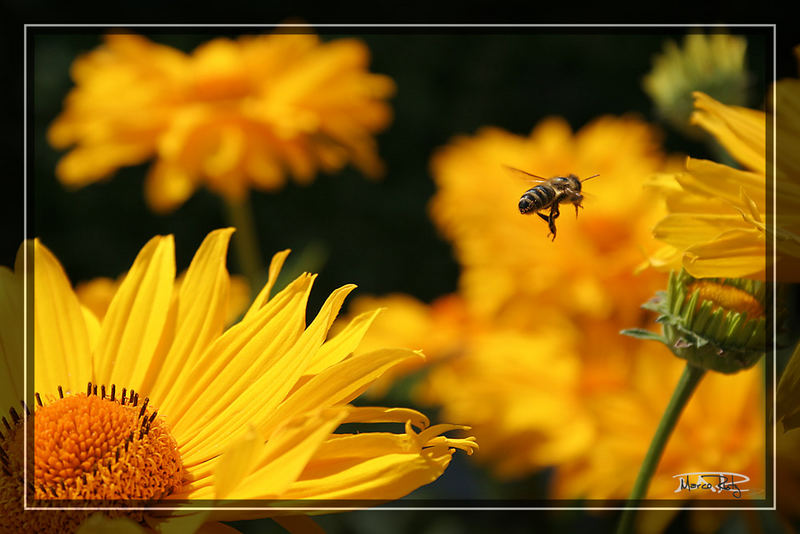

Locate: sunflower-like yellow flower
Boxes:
[0,229,476,533]
[648,88,800,281]
[48,32,395,212]
[643,33,749,136]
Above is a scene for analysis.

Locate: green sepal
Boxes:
[620,328,666,342]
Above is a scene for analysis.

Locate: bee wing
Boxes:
[502,165,549,183]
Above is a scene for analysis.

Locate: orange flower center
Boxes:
[27,383,183,501]
[1,385,184,532]
[686,281,763,319]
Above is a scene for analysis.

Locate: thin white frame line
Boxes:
[22,20,29,514]
[21,23,778,513]
[772,24,779,509]
[23,506,775,511]
[23,23,777,27]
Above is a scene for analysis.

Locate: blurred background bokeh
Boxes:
[17,26,797,534]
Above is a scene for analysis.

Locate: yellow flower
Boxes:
[0,229,476,533]
[48,32,395,212]
[643,33,749,136]
[648,89,800,280]
[428,115,669,326]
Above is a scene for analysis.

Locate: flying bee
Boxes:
[507,166,599,241]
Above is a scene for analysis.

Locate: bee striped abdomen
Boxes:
[518,185,556,214]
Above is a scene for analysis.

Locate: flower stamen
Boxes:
[686,280,763,320]
[26,382,184,501]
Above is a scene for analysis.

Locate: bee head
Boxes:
[565,174,582,191]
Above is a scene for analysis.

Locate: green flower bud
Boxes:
[623,269,765,374]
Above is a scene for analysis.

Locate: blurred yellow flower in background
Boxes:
[428,116,669,327]
[552,352,764,500]
[343,115,676,479]
[48,31,395,212]
[418,322,595,476]
[340,113,768,503]
[642,33,749,138]
[0,230,476,533]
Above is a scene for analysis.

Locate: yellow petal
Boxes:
[342,406,430,429]
[690,91,766,174]
[680,157,765,211]
[304,308,383,374]
[93,235,175,391]
[213,425,264,499]
[81,304,101,352]
[0,264,24,413]
[34,240,93,395]
[221,408,348,499]
[151,228,234,409]
[653,213,752,249]
[54,143,153,189]
[145,161,199,214]
[262,348,424,437]
[682,229,765,278]
[283,440,454,500]
[177,284,354,465]
[244,248,291,319]
[169,273,316,456]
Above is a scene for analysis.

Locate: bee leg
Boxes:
[574,195,585,218]
[536,212,550,223]
[547,205,560,241]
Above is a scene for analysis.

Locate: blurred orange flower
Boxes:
[428,116,669,326]
[48,31,395,212]
[343,114,768,503]
[345,116,672,475]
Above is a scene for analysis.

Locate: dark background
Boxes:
[10,23,794,534]
[26,29,769,310]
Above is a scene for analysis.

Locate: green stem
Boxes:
[615,362,706,534]
[223,195,265,296]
